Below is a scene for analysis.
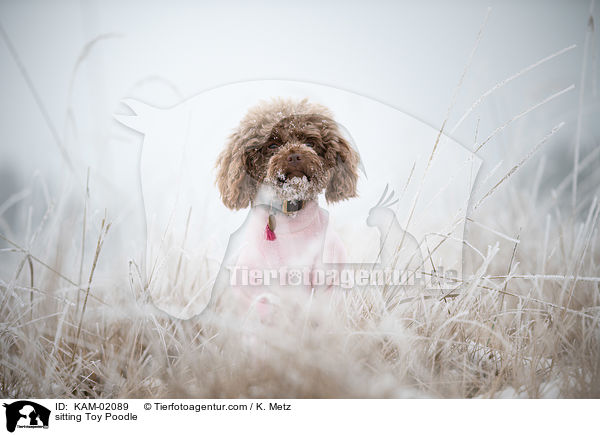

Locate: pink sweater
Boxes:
[228,200,346,315]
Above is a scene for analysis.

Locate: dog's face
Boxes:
[246,114,332,202]
[216,99,359,209]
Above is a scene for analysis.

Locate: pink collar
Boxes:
[253,200,321,235]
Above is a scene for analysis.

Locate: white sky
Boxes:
[0,0,598,226]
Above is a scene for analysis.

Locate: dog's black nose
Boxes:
[287,153,301,164]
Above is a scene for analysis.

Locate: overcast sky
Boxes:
[0,0,598,209]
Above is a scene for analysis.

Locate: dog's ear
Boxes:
[322,121,359,203]
[215,132,257,210]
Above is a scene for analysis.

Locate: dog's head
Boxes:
[215,98,359,209]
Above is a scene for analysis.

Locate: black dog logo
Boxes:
[2,401,50,432]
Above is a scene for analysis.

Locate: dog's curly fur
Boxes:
[215,98,359,208]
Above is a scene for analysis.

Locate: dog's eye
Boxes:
[304,141,315,148]
[268,143,279,150]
